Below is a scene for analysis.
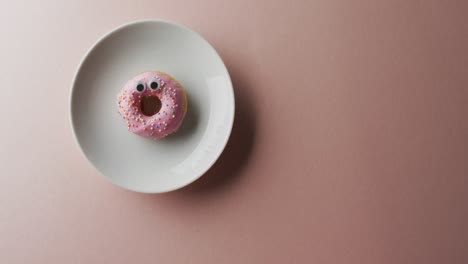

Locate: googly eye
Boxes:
[148,79,161,91]
[135,83,146,93]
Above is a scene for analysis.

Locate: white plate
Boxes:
[70,20,235,193]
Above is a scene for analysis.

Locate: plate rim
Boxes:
[69,19,235,193]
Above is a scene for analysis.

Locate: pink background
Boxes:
[1,0,468,263]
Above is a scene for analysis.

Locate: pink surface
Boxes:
[1,0,468,263]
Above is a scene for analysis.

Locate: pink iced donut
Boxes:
[117,71,187,139]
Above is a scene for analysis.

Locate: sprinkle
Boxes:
[172,115,175,118]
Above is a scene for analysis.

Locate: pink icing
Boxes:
[117,71,187,139]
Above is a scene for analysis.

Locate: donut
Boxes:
[117,71,187,139]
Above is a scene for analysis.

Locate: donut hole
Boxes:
[141,96,162,116]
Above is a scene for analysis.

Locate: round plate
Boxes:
[70,20,235,193]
